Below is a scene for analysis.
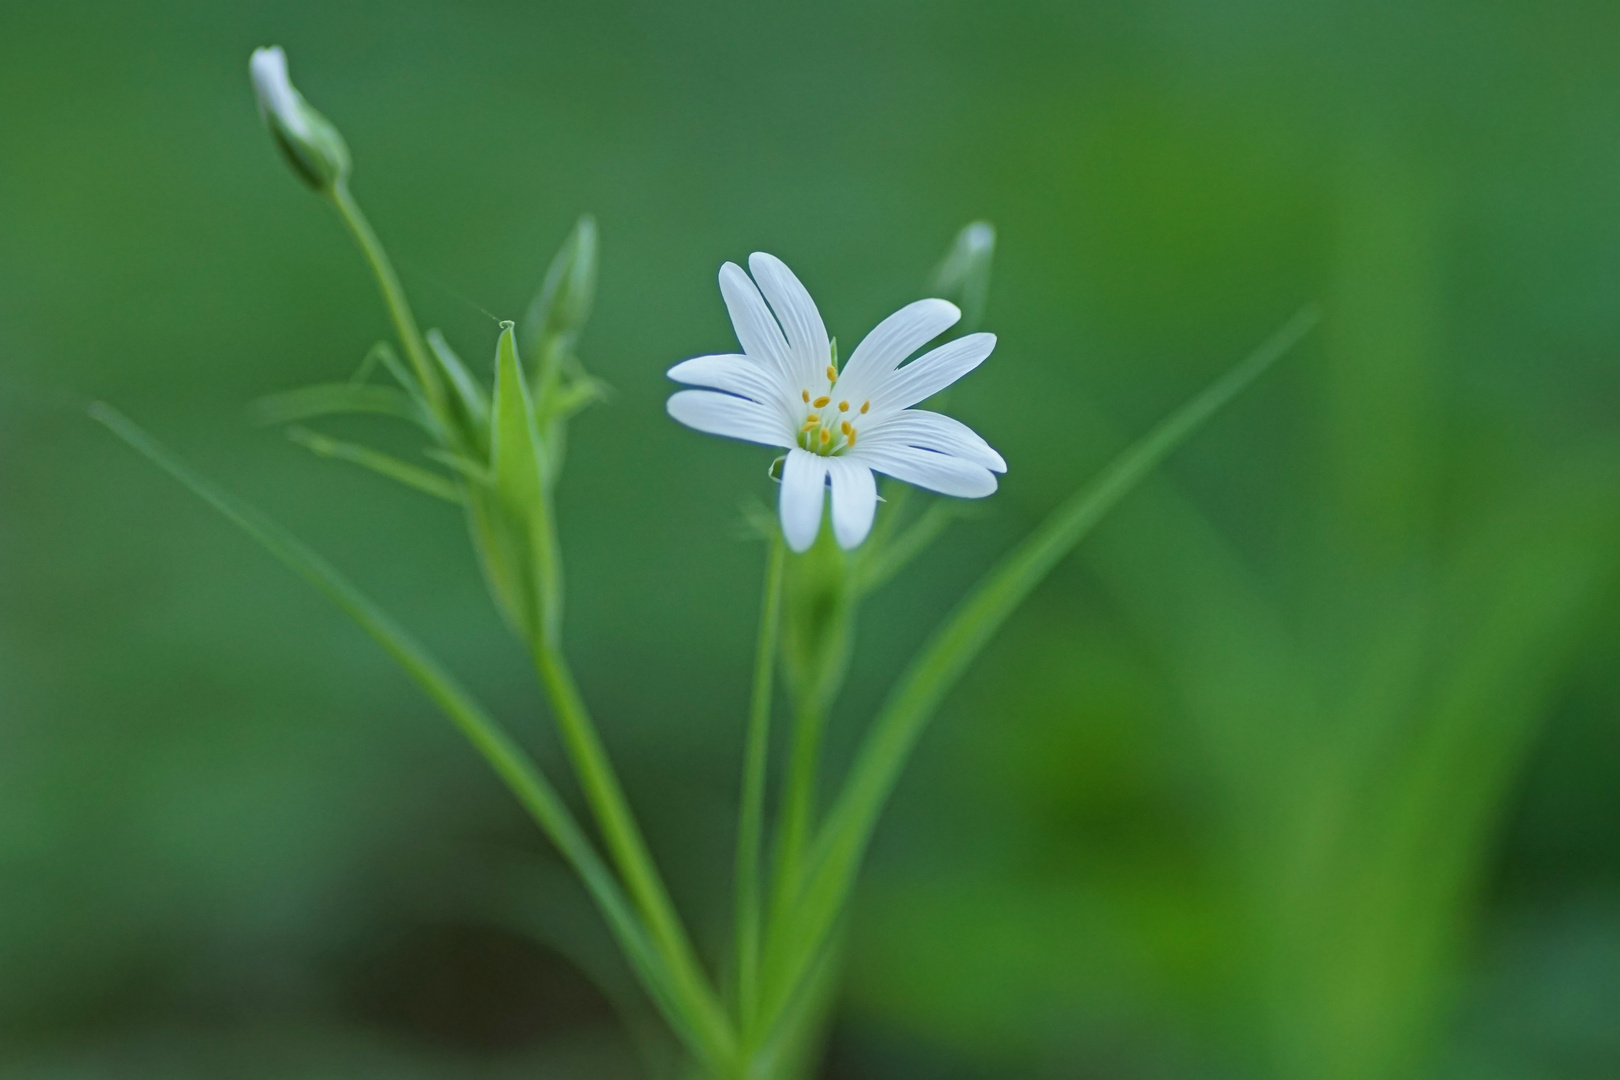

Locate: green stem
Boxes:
[330,181,445,417]
[734,534,786,1034]
[531,641,736,1066]
[85,404,707,1050]
[756,305,1322,1027]
[770,697,825,920]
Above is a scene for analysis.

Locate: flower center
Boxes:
[798,367,870,456]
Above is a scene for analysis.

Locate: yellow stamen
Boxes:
[838,400,849,411]
[813,395,831,408]
[803,415,820,428]
[826,364,838,382]
[859,400,870,414]
[819,427,831,445]
[801,388,810,403]
[840,420,852,436]
[847,429,857,447]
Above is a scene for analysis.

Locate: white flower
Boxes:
[249,46,350,191]
[667,253,1006,553]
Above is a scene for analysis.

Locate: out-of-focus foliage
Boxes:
[1,1,1617,1077]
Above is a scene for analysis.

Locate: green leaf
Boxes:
[756,305,1322,1026]
[285,426,462,503]
[251,382,437,434]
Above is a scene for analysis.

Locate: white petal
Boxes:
[749,253,830,391]
[866,332,996,416]
[719,262,795,384]
[837,298,960,395]
[826,458,878,549]
[849,443,998,498]
[250,47,308,138]
[667,353,795,417]
[667,390,793,449]
[859,409,1007,472]
[779,448,828,552]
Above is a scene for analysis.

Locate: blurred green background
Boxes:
[3,0,1619,1076]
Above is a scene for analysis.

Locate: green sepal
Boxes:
[470,321,562,644]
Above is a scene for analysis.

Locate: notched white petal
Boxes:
[667,390,793,449]
[826,458,878,549]
[860,409,1006,472]
[667,353,790,412]
[850,443,999,498]
[748,252,830,390]
[867,332,996,415]
[839,298,961,392]
[779,448,829,552]
[718,262,794,380]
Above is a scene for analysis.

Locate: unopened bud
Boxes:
[521,215,598,362]
[250,46,350,193]
[929,221,995,331]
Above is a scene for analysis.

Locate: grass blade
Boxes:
[756,305,1322,1021]
[86,402,724,1065]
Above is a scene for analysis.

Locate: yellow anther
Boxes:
[813,395,831,408]
[819,427,831,445]
[840,420,852,436]
[803,415,820,428]
[847,429,858,447]
[859,400,870,414]
[826,364,838,382]
[801,388,810,403]
[838,400,849,411]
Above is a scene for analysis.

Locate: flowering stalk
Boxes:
[89,46,1320,1080]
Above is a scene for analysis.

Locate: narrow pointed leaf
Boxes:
[251,382,436,434]
[84,402,711,1054]
[286,426,462,503]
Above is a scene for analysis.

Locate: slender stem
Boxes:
[531,641,736,1066]
[330,182,445,417]
[734,535,786,1033]
[770,697,825,920]
[86,404,717,1055]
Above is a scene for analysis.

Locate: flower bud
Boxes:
[929,221,995,331]
[521,215,598,363]
[249,46,350,193]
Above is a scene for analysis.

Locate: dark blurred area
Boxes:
[3,0,1619,1076]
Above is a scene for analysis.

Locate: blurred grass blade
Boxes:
[251,382,437,434]
[855,501,963,596]
[82,402,717,1055]
[758,305,1322,1020]
[285,426,463,503]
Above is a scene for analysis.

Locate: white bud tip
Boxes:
[250,46,306,135]
[961,222,994,253]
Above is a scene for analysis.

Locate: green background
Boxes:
[3,0,1619,1076]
